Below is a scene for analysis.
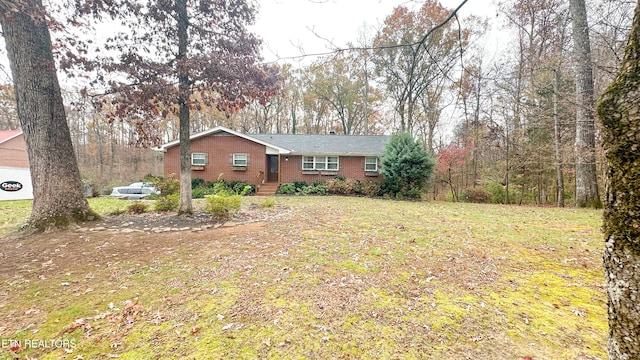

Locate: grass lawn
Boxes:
[0,196,605,359]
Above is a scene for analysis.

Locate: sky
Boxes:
[251,0,502,64]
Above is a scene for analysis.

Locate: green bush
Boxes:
[127,201,148,214]
[192,186,214,199]
[462,188,491,203]
[260,198,276,209]
[192,178,205,189]
[278,183,296,194]
[483,181,515,204]
[293,181,308,190]
[380,133,435,198]
[205,194,243,220]
[212,181,233,196]
[297,184,326,196]
[155,194,179,212]
[230,181,254,195]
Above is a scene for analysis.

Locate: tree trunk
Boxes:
[0,1,97,229]
[570,0,601,208]
[176,0,192,215]
[597,1,640,358]
[553,70,565,207]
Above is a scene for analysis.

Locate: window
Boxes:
[365,157,378,172]
[233,153,248,167]
[191,153,207,166]
[303,156,314,170]
[302,156,339,171]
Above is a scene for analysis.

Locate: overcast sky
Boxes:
[251,0,501,63]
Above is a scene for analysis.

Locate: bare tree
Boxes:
[570,0,601,208]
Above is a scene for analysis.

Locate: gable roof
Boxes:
[155,126,292,154]
[156,126,389,156]
[0,130,22,145]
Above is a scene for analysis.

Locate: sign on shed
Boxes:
[0,166,33,200]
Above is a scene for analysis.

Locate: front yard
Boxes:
[0,197,605,359]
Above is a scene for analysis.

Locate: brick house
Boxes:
[155,126,389,194]
[0,130,33,200]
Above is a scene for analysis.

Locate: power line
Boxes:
[266,0,470,63]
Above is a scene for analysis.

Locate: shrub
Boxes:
[380,132,435,198]
[192,186,213,199]
[192,178,205,189]
[293,181,308,190]
[278,183,296,194]
[230,181,255,195]
[155,194,179,212]
[212,181,233,196]
[462,188,491,203]
[260,198,276,209]
[155,174,180,196]
[483,181,517,204]
[127,201,148,214]
[205,194,243,220]
[297,184,326,195]
[360,180,382,197]
[325,178,347,194]
[325,178,361,195]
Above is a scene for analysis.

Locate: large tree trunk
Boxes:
[0,1,97,229]
[570,0,601,208]
[597,1,640,358]
[176,0,192,215]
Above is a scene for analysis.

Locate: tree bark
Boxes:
[0,1,97,229]
[570,0,601,208]
[553,70,565,208]
[176,0,192,215]
[597,1,640,358]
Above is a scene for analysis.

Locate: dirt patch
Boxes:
[0,203,290,278]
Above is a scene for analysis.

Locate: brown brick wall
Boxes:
[164,133,268,184]
[280,155,382,184]
[163,134,383,185]
[0,134,29,168]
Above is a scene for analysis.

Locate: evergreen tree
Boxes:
[380,132,435,198]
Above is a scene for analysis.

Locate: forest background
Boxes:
[0,0,632,205]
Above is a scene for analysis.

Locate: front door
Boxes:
[267,155,279,182]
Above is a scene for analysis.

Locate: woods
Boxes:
[0,0,630,207]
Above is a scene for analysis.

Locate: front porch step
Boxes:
[255,183,279,196]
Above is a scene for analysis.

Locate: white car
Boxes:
[110,182,159,200]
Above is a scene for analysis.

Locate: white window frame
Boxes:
[302,156,339,171]
[365,157,378,172]
[191,153,207,166]
[233,153,248,167]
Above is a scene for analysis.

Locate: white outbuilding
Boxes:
[0,130,33,201]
